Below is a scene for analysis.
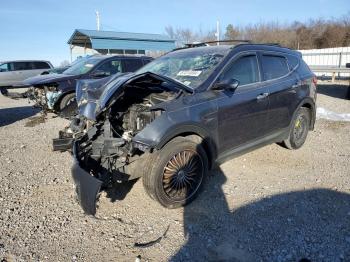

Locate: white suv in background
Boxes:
[0,60,53,87]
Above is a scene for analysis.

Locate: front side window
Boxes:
[0,63,10,72]
[96,59,122,75]
[13,62,33,71]
[261,55,289,80]
[220,55,260,86]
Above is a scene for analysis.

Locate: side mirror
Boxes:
[346,63,350,68]
[91,70,108,78]
[213,78,239,91]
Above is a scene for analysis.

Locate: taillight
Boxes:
[312,76,317,86]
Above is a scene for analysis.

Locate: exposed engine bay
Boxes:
[28,85,60,111]
[72,80,179,187]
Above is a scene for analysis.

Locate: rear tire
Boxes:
[282,107,311,150]
[142,137,208,208]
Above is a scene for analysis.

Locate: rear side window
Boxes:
[143,58,152,65]
[32,61,51,69]
[123,59,144,72]
[261,55,289,80]
[13,62,33,71]
[221,55,260,86]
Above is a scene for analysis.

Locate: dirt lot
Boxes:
[0,82,349,262]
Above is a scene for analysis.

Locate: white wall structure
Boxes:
[299,47,350,77]
[70,46,99,62]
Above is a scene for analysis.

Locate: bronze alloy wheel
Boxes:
[162,149,204,202]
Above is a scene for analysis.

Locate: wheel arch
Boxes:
[155,126,218,170]
[53,90,75,112]
[292,98,316,130]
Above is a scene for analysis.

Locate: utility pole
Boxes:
[215,20,220,45]
[96,11,100,31]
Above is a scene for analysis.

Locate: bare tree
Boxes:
[166,13,350,50]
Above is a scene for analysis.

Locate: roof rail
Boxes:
[185,39,251,48]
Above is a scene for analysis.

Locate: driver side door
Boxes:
[216,52,270,157]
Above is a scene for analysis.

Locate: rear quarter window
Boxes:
[297,59,313,77]
[261,55,289,80]
[286,55,299,70]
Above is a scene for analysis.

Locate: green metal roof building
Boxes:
[68,29,176,57]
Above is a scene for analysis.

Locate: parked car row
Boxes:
[0,60,53,87]
[1,43,317,215]
[0,55,152,117]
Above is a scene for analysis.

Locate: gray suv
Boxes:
[0,60,53,87]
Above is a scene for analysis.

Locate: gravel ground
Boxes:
[0,82,349,262]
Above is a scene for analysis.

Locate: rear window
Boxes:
[123,59,144,72]
[261,55,289,80]
[32,61,51,69]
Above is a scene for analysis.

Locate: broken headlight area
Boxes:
[72,86,176,215]
[28,85,60,111]
[52,115,92,152]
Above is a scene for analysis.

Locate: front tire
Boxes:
[143,137,208,208]
[58,93,77,118]
[283,107,311,149]
[60,93,76,110]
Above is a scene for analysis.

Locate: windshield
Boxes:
[136,47,229,89]
[63,57,101,75]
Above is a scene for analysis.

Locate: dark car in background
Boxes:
[23,55,152,116]
[0,60,53,87]
[68,43,317,215]
[40,66,70,75]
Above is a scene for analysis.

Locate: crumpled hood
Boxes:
[76,73,125,120]
[23,73,78,85]
[77,72,192,121]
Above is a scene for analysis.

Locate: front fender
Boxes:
[133,110,219,161]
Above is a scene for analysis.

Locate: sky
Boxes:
[0,0,349,66]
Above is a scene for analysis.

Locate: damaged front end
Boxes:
[71,72,188,215]
[27,85,61,111]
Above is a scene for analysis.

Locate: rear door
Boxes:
[259,52,300,134]
[12,61,36,82]
[216,52,270,154]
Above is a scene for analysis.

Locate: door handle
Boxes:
[256,93,269,100]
